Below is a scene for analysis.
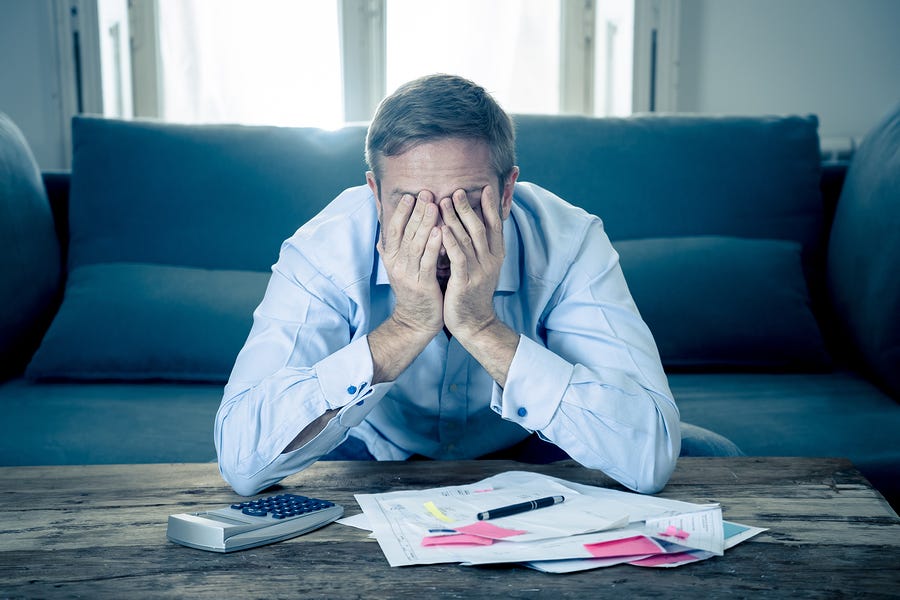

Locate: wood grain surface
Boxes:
[1,458,898,598]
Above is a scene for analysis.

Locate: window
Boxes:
[155,0,344,128]
[108,0,641,128]
[385,0,561,115]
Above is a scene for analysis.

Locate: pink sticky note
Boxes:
[584,535,663,558]
[421,534,495,547]
[455,521,527,540]
[659,525,690,539]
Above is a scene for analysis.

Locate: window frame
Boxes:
[63,0,679,134]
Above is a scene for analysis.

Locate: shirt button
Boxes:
[449,384,458,393]
[347,385,357,395]
[517,407,528,417]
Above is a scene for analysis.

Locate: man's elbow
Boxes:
[631,456,677,495]
[228,478,266,498]
[218,460,272,497]
[632,427,680,494]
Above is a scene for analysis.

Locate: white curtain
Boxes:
[385,0,561,114]
[157,0,343,127]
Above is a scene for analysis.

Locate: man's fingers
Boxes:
[481,185,505,257]
[419,226,442,279]
[382,194,415,256]
[454,189,487,243]
[453,189,491,258]
[441,225,468,282]
[439,195,477,261]
[405,201,438,271]
[402,195,428,245]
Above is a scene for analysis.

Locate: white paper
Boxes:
[643,507,725,555]
[354,470,714,567]
[335,512,372,531]
[524,519,767,572]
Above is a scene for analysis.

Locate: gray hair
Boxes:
[365,74,516,188]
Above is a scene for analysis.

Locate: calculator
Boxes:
[166,493,344,553]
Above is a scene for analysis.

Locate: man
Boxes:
[216,74,703,497]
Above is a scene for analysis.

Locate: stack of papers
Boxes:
[341,471,765,572]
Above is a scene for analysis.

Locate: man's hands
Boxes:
[377,191,444,338]
[378,185,504,340]
[371,184,518,387]
[440,186,506,339]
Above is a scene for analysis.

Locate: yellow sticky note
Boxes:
[423,501,453,523]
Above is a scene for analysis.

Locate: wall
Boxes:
[677,0,900,142]
[0,0,68,169]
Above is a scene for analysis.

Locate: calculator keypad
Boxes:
[230,494,336,519]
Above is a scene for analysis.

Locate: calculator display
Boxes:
[197,512,248,526]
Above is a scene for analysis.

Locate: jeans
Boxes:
[320,422,743,462]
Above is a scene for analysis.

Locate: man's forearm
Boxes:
[454,317,519,387]
[368,314,438,384]
[279,314,435,455]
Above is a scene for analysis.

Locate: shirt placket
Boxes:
[438,337,469,456]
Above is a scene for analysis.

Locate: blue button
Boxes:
[517,407,528,417]
[356,399,365,406]
[347,385,357,395]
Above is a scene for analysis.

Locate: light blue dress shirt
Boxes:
[215,183,681,496]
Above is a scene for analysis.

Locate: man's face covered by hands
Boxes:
[365,137,519,340]
[367,138,518,290]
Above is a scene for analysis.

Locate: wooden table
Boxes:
[1,458,898,598]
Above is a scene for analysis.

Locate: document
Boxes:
[353,470,729,567]
[524,519,766,573]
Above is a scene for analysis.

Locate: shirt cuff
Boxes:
[315,336,378,411]
[491,335,574,431]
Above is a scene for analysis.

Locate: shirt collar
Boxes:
[374,212,521,293]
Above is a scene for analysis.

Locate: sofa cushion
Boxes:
[827,101,900,398]
[67,116,369,272]
[0,113,61,379]
[671,371,900,508]
[616,236,830,369]
[0,378,221,465]
[26,263,269,382]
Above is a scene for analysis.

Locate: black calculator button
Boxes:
[242,507,268,517]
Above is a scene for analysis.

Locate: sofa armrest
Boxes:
[0,115,63,380]
[827,102,900,399]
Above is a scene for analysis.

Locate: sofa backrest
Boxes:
[65,114,825,273]
[515,114,824,258]
[67,117,370,272]
[26,113,830,382]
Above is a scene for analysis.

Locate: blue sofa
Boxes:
[1,105,898,508]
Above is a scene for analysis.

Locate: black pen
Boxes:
[476,495,565,520]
